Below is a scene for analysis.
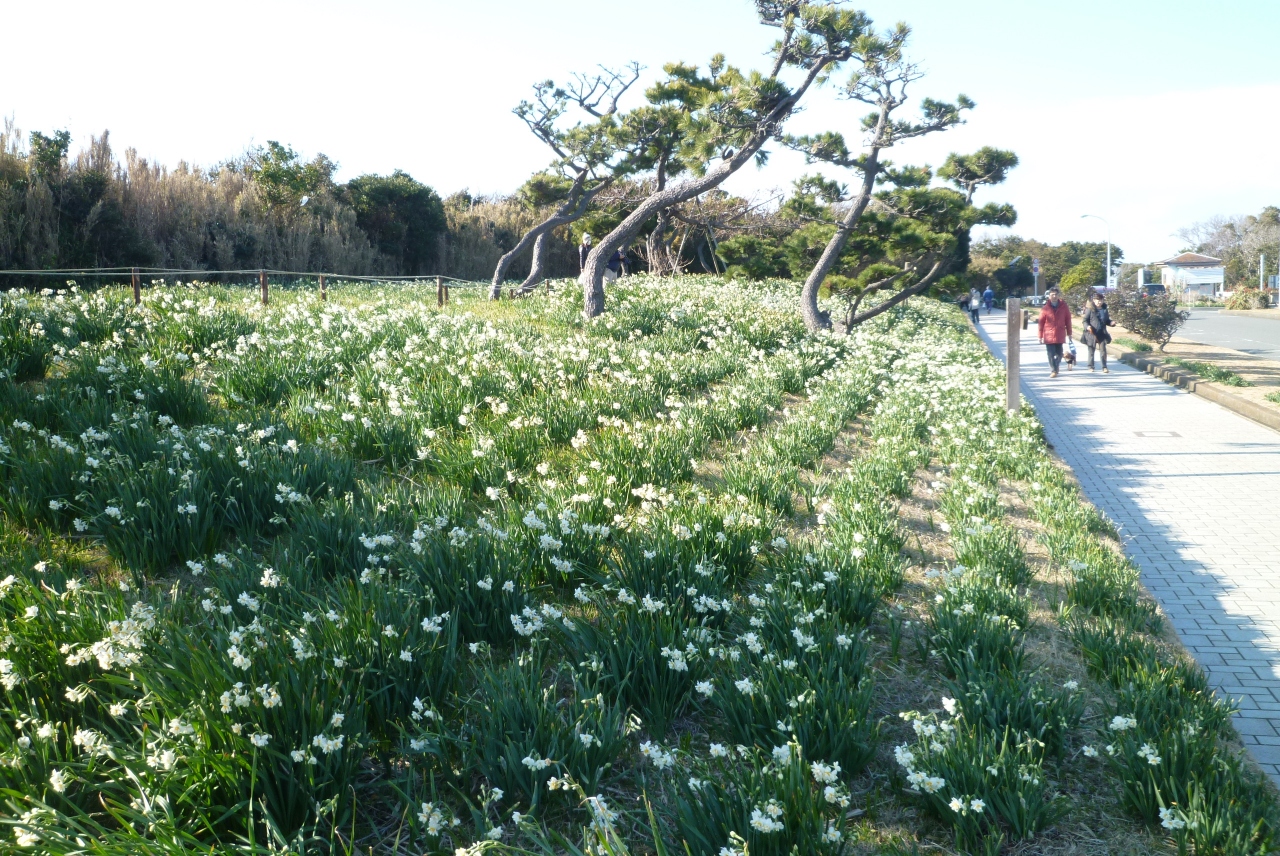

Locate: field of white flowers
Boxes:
[0,275,1274,855]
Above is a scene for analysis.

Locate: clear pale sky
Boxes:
[6,0,1279,262]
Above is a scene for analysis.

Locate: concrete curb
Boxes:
[1218,309,1280,320]
[1118,351,1280,433]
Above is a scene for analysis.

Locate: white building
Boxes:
[1156,252,1226,297]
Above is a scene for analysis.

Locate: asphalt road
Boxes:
[1178,308,1280,360]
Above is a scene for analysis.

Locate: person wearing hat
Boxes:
[578,233,593,273]
[1036,287,1073,378]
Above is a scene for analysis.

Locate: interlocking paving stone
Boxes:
[976,315,1280,784]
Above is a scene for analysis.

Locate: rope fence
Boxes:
[0,266,494,308]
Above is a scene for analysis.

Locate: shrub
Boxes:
[1109,283,1189,350]
[1224,288,1271,310]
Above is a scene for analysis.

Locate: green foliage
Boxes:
[343,170,447,274]
[670,742,855,856]
[0,125,453,279]
[718,234,789,281]
[1113,336,1151,352]
[973,236,1121,293]
[464,654,631,806]
[1058,258,1103,306]
[894,715,1067,853]
[938,148,1020,202]
[246,141,336,210]
[0,274,1208,854]
[28,130,70,181]
[1224,287,1272,310]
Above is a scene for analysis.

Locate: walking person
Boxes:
[982,284,995,314]
[968,286,982,324]
[1037,287,1073,377]
[1081,291,1115,372]
[578,234,593,273]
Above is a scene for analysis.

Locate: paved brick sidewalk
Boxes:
[975,313,1280,784]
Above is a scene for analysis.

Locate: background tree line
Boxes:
[0,118,577,283]
[963,235,1122,305]
[1177,206,1280,290]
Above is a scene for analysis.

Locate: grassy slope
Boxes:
[0,276,1273,855]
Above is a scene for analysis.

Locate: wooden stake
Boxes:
[260,270,268,306]
[131,267,140,305]
[319,274,327,301]
[1006,297,1021,414]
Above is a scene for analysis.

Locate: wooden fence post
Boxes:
[260,270,268,306]
[131,267,140,305]
[1006,297,1021,415]
[319,274,327,301]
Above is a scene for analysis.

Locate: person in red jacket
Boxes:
[1037,287,1073,378]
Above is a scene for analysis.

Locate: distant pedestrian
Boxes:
[604,248,626,283]
[1081,292,1115,373]
[968,287,982,324]
[982,285,995,314]
[578,234,593,273]
[1037,287,1073,378]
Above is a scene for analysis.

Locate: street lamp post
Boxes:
[1081,214,1112,292]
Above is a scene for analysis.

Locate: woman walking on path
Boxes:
[968,286,982,324]
[1037,287,1073,377]
[1081,292,1115,372]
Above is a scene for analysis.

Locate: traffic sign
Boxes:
[1031,258,1040,275]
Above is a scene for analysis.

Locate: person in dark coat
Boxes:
[578,234,593,273]
[605,248,625,282]
[1081,292,1115,372]
[1036,287,1073,377]
[982,285,995,314]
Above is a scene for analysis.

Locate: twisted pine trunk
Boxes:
[491,176,595,300]
[581,58,837,317]
[799,108,889,331]
[518,233,549,293]
[580,148,764,316]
